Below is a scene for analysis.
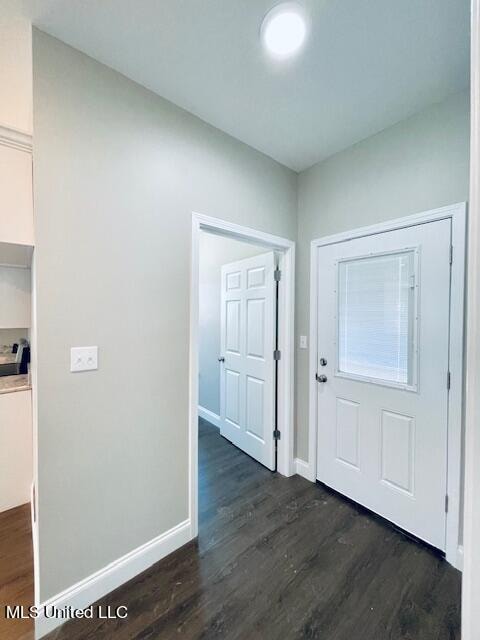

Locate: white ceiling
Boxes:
[24,0,470,171]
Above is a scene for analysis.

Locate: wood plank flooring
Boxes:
[0,503,34,640]
[46,418,461,639]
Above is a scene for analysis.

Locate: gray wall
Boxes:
[295,91,470,460]
[199,232,264,417]
[33,30,297,601]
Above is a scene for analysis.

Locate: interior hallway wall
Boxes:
[295,90,470,462]
[199,232,265,418]
[32,30,297,601]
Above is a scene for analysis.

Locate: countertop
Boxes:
[0,354,17,365]
[0,375,31,395]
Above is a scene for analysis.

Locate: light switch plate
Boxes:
[70,346,98,372]
[299,335,308,349]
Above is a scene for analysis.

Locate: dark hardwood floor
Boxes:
[46,418,461,639]
[0,503,34,640]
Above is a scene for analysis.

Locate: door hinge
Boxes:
[447,371,451,390]
[445,495,449,513]
[274,349,281,360]
[273,429,281,440]
[449,245,453,265]
[274,268,281,282]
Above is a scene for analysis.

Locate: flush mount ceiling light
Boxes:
[261,2,308,59]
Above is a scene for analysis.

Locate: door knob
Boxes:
[316,373,327,383]
[218,357,225,362]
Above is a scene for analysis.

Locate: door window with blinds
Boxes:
[335,249,418,390]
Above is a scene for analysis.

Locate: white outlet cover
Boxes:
[299,335,308,349]
[70,346,98,372]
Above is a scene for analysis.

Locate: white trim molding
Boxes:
[198,405,221,429]
[190,212,296,538]
[462,0,480,636]
[0,124,32,153]
[31,251,41,611]
[35,519,192,639]
[308,203,466,570]
[294,458,313,481]
[456,545,464,573]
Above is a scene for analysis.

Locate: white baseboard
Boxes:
[294,457,314,482]
[198,405,220,429]
[456,545,464,572]
[35,519,192,639]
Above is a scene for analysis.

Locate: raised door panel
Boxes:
[225,369,240,428]
[247,266,266,289]
[246,375,265,442]
[246,298,265,360]
[381,410,415,496]
[335,397,360,470]
[226,271,241,291]
[225,300,241,354]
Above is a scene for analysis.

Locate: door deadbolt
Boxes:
[218,357,225,362]
[319,358,327,366]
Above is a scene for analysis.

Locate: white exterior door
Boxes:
[220,252,276,470]
[316,219,451,550]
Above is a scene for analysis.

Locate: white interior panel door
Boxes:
[220,252,276,470]
[316,219,451,550]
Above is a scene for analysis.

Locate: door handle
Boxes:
[218,357,225,362]
[316,374,327,383]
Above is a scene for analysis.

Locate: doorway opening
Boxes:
[189,213,295,538]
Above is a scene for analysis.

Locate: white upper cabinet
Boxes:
[0,127,34,246]
[0,13,32,135]
[0,13,34,246]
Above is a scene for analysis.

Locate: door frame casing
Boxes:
[190,212,296,537]
[307,202,466,569]
[462,0,480,633]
